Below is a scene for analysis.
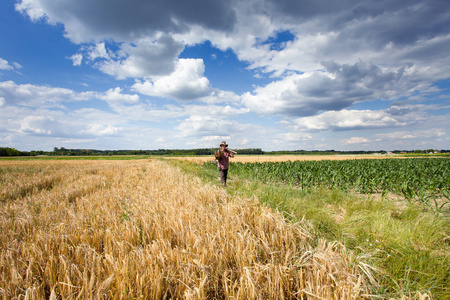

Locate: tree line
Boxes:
[0,147,264,157]
[1,146,449,157]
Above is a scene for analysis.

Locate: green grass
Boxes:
[171,159,450,299]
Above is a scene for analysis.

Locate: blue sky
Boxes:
[1,0,449,151]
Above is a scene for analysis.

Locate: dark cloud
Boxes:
[338,1,450,49]
[264,0,450,49]
[291,61,419,116]
[265,0,357,20]
[17,0,237,42]
[322,61,420,100]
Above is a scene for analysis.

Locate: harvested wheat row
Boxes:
[1,159,373,299]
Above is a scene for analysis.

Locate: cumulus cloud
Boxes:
[176,115,234,138]
[132,58,211,101]
[70,53,83,66]
[19,115,55,135]
[243,61,425,117]
[97,36,184,79]
[174,104,249,140]
[10,0,450,150]
[234,0,450,75]
[69,36,185,79]
[8,106,126,142]
[0,81,145,108]
[16,0,450,78]
[199,90,241,104]
[289,105,428,132]
[0,81,92,107]
[16,0,450,99]
[98,87,140,104]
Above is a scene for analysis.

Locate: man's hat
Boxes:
[220,141,228,147]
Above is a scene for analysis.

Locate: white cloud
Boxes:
[79,124,120,136]
[243,71,353,117]
[0,58,21,71]
[344,137,371,145]
[8,107,125,141]
[0,81,92,107]
[19,115,54,135]
[199,90,240,104]
[185,104,249,119]
[174,104,250,141]
[15,0,47,22]
[290,106,427,132]
[0,58,13,70]
[278,132,313,142]
[104,102,186,122]
[132,58,211,101]
[176,115,230,136]
[375,129,446,141]
[99,87,140,104]
[232,0,450,76]
[70,53,83,66]
[9,0,450,151]
[243,61,427,117]
[0,81,145,108]
[87,43,109,60]
[12,62,23,69]
[94,36,184,79]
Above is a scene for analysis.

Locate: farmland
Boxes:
[1,156,449,299]
[216,158,450,212]
[178,155,450,298]
[1,159,373,299]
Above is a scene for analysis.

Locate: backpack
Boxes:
[214,150,223,160]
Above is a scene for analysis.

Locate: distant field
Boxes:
[168,154,408,164]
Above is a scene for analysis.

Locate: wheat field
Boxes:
[0,159,376,299]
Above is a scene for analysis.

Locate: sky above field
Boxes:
[1,0,450,152]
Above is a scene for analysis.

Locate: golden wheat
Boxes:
[1,159,376,299]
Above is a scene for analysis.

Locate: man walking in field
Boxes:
[216,141,234,187]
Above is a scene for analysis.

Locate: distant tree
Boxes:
[0,147,21,156]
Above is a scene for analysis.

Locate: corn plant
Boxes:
[206,158,450,212]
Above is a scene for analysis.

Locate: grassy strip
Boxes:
[171,159,450,299]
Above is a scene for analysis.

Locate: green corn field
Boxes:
[206,158,450,212]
